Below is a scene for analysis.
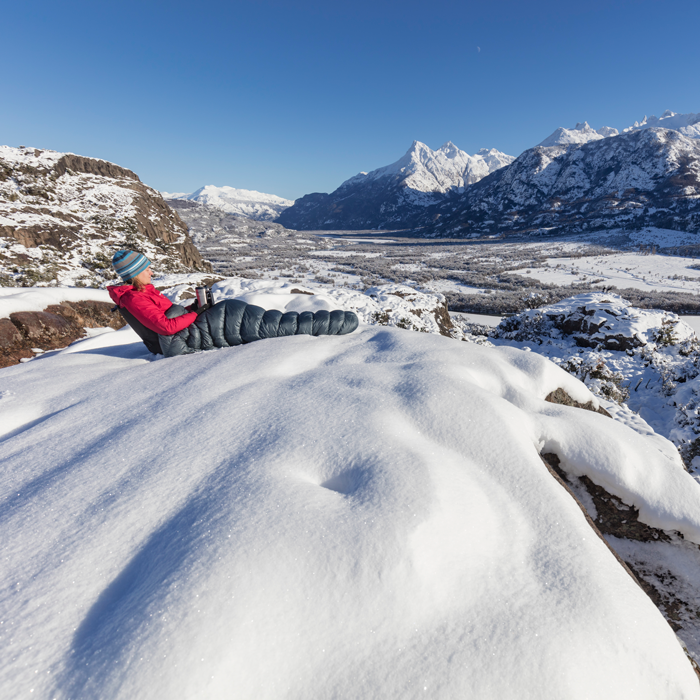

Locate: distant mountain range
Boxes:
[422,126,700,238]
[163,185,293,221]
[276,109,700,236]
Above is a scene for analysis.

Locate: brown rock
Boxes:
[0,300,128,368]
[10,311,73,340]
[45,300,124,330]
[53,154,139,181]
[545,387,612,417]
[0,318,23,347]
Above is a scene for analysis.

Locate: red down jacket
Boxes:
[108,284,197,335]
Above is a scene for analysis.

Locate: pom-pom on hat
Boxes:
[112,250,151,282]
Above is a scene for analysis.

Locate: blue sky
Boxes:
[3,0,699,200]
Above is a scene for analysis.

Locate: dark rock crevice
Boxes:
[541,450,700,679]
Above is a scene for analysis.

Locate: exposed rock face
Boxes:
[0,300,125,367]
[422,128,700,238]
[0,145,211,287]
[544,387,612,417]
[541,451,700,677]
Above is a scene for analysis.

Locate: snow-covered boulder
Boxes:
[2,312,700,698]
[492,292,696,351]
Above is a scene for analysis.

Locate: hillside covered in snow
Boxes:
[2,281,700,699]
[0,146,210,287]
[277,141,514,231]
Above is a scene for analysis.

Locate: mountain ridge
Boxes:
[420,127,700,238]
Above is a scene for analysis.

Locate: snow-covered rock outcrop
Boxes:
[478,293,700,659]
[0,145,210,287]
[164,185,293,222]
[277,141,514,231]
[2,289,700,698]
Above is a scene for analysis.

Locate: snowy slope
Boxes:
[277,141,514,231]
[2,286,700,698]
[164,185,293,221]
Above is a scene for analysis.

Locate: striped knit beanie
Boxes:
[111,250,151,282]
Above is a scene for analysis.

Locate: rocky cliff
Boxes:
[0,146,211,287]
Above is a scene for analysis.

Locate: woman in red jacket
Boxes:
[108,250,205,335]
[108,249,360,357]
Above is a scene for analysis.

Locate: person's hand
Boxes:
[195,303,210,316]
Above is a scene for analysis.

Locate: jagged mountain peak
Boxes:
[538,122,617,148]
[624,110,700,139]
[425,125,700,237]
[539,110,700,150]
[277,140,515,231]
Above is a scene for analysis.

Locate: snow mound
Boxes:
[166,185,294,221]
[2,314,700,697]
[0,286,111,318]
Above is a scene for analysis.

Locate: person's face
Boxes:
[133,266,152,285]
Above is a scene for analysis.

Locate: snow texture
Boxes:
[2,285,700,699]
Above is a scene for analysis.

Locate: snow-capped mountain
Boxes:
[625,109,700,139]
[0,146,209,287]
[538,121,619,147]
[277,141,514,231]
[539,111,700,149]
[422,127,700,237]
[164,185,293,222]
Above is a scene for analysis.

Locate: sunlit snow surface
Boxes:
[2,305,700,697]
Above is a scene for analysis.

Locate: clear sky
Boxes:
[3,0,699,200]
